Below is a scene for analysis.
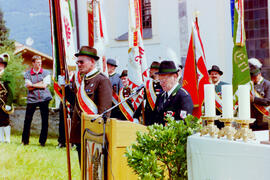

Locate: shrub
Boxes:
[125,115,202,180]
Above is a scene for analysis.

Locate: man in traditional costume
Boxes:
[153,60,193,125]
[106,58,123,119]
[134,61,163,125]
[0,53,13,143]
[65,46,112,164]
[248,58,270,130]
[208,65,228,128]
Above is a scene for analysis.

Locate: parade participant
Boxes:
[120,70,129,87]
[117,70,134,121]
[134,61,163,125]
[64,46,112,164]
[154,60,193,125]
[21,55,52,146]
[248,58,270,130]
[107,58,123,119]
[208,65,228,128]
[0,53,13,143]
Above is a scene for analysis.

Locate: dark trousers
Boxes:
[22,100,50,145]
[58,103,66,145]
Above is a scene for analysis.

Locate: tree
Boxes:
[0,8,26,105]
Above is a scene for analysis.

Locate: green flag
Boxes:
[232,0,250,95]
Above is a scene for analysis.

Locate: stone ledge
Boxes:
[10,106,60,137]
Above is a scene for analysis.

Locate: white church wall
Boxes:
[103,0,182,72]
[186,0,234,83]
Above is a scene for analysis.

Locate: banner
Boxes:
[232,0,250,102]
[128,0,149,110]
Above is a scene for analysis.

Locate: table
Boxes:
[187,131,270,180]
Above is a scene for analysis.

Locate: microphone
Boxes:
[135,84,145,93]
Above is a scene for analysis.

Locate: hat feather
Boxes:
[248,58,262,69]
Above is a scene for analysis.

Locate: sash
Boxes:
[253,89,270,116]
[112,90,119,105]
[118,88,134,122]
[77,78,98,115]
[215,92,222,113]
[145,79,156,111]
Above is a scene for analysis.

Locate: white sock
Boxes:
[0,127,4,142]
[3,126,11,143]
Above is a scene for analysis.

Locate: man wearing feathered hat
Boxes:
[248,58,270,130]
[153,60,193,125]
[0,53,13,143]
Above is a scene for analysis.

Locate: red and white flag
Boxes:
[182,20,210,118]
[127,0,149,111]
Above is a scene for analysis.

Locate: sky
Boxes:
[0,0,52,56]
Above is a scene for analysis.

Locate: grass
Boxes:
[0,132,81,180]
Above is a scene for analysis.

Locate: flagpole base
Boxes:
[200,116,220,137]
[218,118,236,140]
[234,118,256,142]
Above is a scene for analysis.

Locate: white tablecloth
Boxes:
[187,131,270,180]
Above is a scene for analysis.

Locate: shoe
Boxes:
[21,142,29,146]
[40,143,45,147]
[57,143,66,148]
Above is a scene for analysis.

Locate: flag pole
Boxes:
[74,0,80,50]
[53,0,72,179]
[139,0,145,125]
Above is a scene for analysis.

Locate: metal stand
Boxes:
[218,118,236,140]
[234,118,256,142]
[200,116,220,137]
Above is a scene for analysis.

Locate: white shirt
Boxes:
[167,83,179,97]
[85,68,98,78]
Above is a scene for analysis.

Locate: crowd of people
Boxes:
[0,45,269,167]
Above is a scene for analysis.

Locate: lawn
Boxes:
[0,133,81,180]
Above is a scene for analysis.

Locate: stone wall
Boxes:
[10,107,60,137]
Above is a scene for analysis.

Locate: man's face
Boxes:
[149,68,159,80]
[32,59,42,70]
[0,63,5,72]
[107,64,116,75]
[209,71,221,84]
[159,73,178,92]
[76,55,95,74]
[251,73,261,84]
[121,76,129,86]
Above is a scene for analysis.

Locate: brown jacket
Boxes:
[69,72,112,143]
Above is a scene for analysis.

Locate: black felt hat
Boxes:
[150,61,160,69]
[208,65,223,75]
[120,70,128,78]
[156,60,179,75]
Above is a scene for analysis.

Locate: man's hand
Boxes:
[58,75,65,86]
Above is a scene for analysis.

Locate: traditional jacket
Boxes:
[68,71,112,143]
[134,80,163,125]
[250,77,270,130]
[154,84,193,125]
[0,79,13,127]
[109,72,123,119]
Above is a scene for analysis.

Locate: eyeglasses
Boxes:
[76,60,85,65]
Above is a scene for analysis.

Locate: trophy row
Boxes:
[200,84,255,142]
